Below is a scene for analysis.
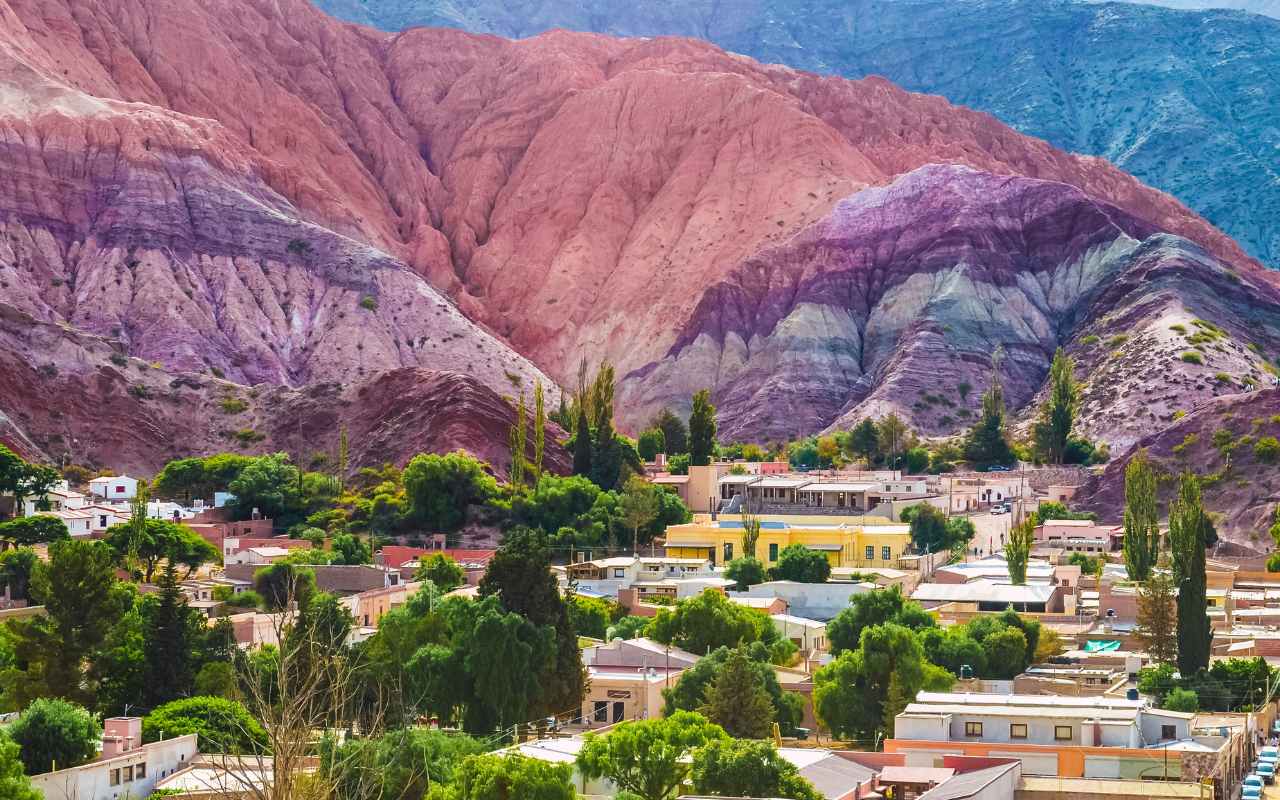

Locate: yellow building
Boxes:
[664,514,912,569]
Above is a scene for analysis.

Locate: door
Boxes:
[612,702,624,723]
[593,701,608,723]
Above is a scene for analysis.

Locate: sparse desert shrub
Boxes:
[359,295,378,311]
[1255,437,1280,465]
[220,397,248,415]
[109,353,128,367]
[1080,335,1100,346]
[1169,324,1187,335]
[1181,351,1204,365]
[1214,373,1233,385]
[128,384,150,400]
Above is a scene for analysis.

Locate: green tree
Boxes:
[143,562,207,707]
[9,698,99,774]
[827,587,935,655]
[0,733,39,800]
[725,556,767,591]
[104,518,218,582]
[427,754,575,800]
[0,515,68,546]
[253,562,317,611]
[509,392,528,486]
[9,540,133,707]
[769,544,831,583]
[647,589,786,659]
[478,529,585,720]
[227,453,305,528]
[1163,687,1200,713]
[697,647,777,738]
[691,739,822,800]
[533,381,546,482]
[607,616,650,641]
[323,728,487,800]
[403,452,499,533]
[0,547,40,603]
[414,554,466,592]
[143,696,268,753]
[651,408,689,455]
[567,594,613,640]
[572,405,593,478]
[637,428,666,461]
[662,643,803,736]
[620,476,661,554]
[331,533,371,565]
[847,419,882,465]
[814,623,954,741]
[1032,348,1078,464]
[920,627,987,677]
[1122,449,1161,581]
[908,505,952,554]
[1134,572,1178,664]
[577,711,727,800]
[963,353,1015,467]
[1004,517,1035,585]
[1169,472,1211,675]
[193,662,238,699]
[688,390,717,467]
[980,628,1029,680]
[878,414,909,469]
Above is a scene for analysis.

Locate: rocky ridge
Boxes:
[316,0,1280,267]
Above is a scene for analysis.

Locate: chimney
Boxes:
[101,717,142,757]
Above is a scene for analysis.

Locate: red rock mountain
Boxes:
[0,0,1270,471]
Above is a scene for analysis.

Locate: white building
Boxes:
[89,475,139,502]
[45,509,94,538]
[224,546,291,566]
[21,482,88,516]
[771,613,828,651]
[892,693,1197,775]
[29,718,196,800]
[83,504,129,535]
[729,579,874,621]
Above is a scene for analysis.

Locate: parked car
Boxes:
[986,465,1011,472]
[1255,762,1275,784]
[1262,745,1279,759]
[991,504,1010,515]
[1244,774,1265,790]
[1244,784,1262,800]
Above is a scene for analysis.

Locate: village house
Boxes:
[88,475,139,502]
[665,515,912,569]
[887,692,1229,782]
[29,718,196,800]
[21,481,88,516]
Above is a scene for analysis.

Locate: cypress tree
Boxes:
[1169,472,1211,674]
[1004,517,1035,585]
[533,382,546,482]
[144,560,197,706]
[1032,347,1077,464]
[1122,449,1160,581]
[572,405,592,477]
[688,389,718,467]
[963,349,1014,467]
[699,647,775,739]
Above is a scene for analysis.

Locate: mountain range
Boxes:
[317,0,1280,269]
[2,0,1279,546]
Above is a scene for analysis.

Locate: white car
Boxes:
[991,504,1009,515]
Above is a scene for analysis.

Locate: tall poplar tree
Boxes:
[509,393,527,486]
[1122,449,1160,581]
[963,348,1014,467]
[1032,347,1078,464]
[688,390,717,467]
[1169,472,1211,674]
[533,382,546,482]
[1004,517,1035,585]
[572,405,592,478]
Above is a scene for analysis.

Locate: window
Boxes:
[723,543,733,562]
[136,764,146,779]
[865,545,874,560]
[613,568,625,578]
[769,543,779,562]
[123,765,134,781]
[110,770,120,787]
[964,722,983,737]
[1054,725,1072,741]
[1161,724,1176,740]
[881,546,891,561]
[1010,723,1027,739]
[115,485,125,493]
